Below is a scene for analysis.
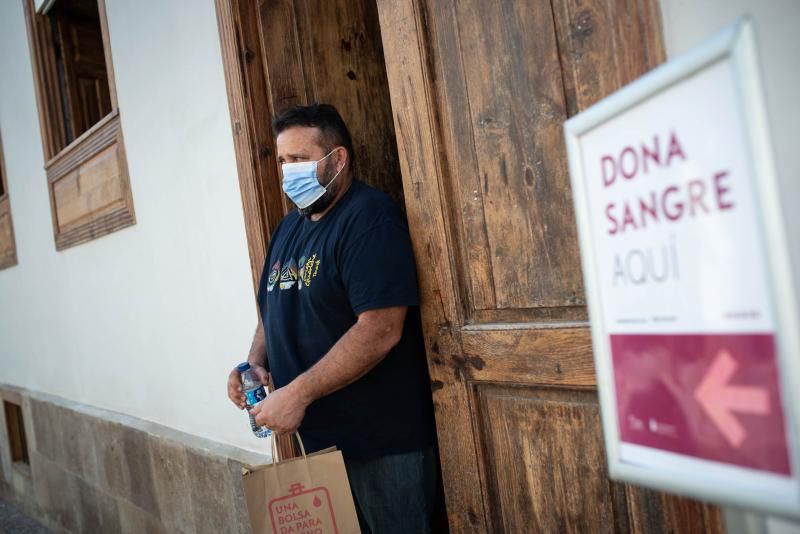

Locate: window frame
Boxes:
[0,129,18,270]
[24,0,135,250]
[3,400,30,468]
[0,131,7,202]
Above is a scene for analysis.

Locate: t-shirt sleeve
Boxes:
[339,220,420,314]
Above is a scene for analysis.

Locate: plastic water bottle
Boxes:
[238,362,272,438]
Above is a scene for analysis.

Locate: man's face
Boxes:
[276,126,342,217]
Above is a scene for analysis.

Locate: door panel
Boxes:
[477,385,618,533]
[437,0,583,311]
[376,0,724,531]
[460,327,595,386]
[251,0,407,457]
[257,0,404,208]
[552,0,666,116]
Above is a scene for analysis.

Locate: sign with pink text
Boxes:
[564,19,800,516]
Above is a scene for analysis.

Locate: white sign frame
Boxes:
[564,18,800,517]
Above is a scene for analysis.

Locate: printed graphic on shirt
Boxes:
[270,254,322,293]
[267,260,281,292]
[279,258,298,290]
[300,253,321,289]
[298,256,307,290]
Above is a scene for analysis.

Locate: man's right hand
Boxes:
[227,364,270,410]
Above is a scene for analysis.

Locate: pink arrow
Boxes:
[694,350,771,448]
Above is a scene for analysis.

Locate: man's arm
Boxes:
[247,322,268,368]
[251,306,407,433]
[227,322,270,409]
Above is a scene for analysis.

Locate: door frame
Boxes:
[214,0,295,458]
[373,0,492,527]
[213,0,485,519]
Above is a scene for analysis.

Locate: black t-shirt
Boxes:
[257,181,435,459]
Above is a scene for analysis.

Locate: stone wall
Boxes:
[0,385,270,533]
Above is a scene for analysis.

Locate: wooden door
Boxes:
[214,0,404,288]
[223,0,405,457]
[376,0,725,532]
[256,0,404,208]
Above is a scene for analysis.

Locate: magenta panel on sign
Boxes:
[611,334,791,475]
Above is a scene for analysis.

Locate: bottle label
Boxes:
[245,385,267,406]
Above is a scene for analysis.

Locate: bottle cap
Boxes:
[236,362,251,373]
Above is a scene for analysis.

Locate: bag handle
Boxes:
[269,432,314,492]
[270,432,308,464]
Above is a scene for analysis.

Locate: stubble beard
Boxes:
[299,160,340,218]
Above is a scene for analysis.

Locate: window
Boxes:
[0,134,5,200]
[3,401,29,466]
[25,0,135,250]
[0,130,17,270]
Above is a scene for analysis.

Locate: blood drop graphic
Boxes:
[313,495,322,508]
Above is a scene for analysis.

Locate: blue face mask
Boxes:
[281,148,344,210]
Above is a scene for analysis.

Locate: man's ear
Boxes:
[337,146,348,171]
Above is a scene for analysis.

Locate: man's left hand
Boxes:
[250,383,309,434]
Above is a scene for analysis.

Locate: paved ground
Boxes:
[0,501,50,534]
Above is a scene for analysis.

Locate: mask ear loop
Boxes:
[321,147,346,190]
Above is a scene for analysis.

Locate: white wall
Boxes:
[660,2,800,532]
[0,0,269,453]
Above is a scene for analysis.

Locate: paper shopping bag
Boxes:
[242,435,360,534]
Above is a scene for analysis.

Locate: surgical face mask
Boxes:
[281,148,344,210]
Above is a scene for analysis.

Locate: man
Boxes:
[226,104,438,533]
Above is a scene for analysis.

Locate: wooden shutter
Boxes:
[24,0,135,250]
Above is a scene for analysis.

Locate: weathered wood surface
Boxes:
[56,14,112,143]
[24,0,135,250]
[376,1,481,530]
[476,385,620,532]
[429,0,584,312]
[460,326,596,386]
[216,0,408,459]
[258,0,405,208]
[0,133,15,271]
[214,0,298,460]
[25,0,68,160]
[38,113,136,251]
[53,144,124,232]
[215,0,285,292]
[377,0,723,532]
[0,202,16,270]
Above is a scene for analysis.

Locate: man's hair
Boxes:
[272,103,355,167]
